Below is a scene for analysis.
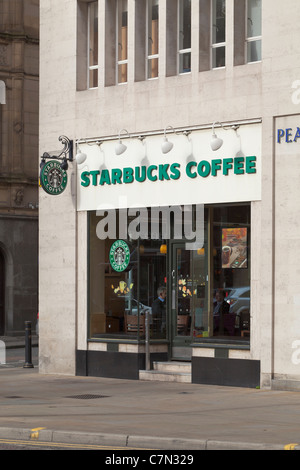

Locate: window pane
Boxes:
[179,51,191,73]
[212,0,226,44]
[118,63,128,83]
[179,0,191,50]
[147,57,159,79]
[212,205,251,340]
[89,68,98,88]
[247,0,262,38]
[118,0,128,62]
[148,0,159,56]
[212,46,225,68]
[88,2,98,67]
[88,212,167,340]
[247,39,261,62]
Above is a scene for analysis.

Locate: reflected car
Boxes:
[227,287,250,315]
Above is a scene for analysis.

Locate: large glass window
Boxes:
[88,1,98,89]
[178,0,191,74]
[88,204,251,344]
[246,0,261,63]
[211,0,226,68]
[146,0,159,79]
[117,0,128,84]
[88,211,167,340]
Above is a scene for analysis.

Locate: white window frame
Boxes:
[146,0,159,80]
[245,0,262,64]
[178,0,191,75]
[211,0,226,70]
[87,1,99,90]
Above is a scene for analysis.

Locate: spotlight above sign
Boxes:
[210,121,240,151]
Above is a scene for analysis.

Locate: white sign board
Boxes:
[77,123,261,211]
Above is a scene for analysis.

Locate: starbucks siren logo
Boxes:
[109,240,130,272]
[40,160,68,195]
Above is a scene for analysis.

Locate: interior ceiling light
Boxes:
[161,125,174,154]
[211,121,240,151]
[115,129,130,155]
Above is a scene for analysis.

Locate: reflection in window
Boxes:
[178,0,191,74]
[88,1,98,89]
[212,0,226,68]
[246,0,261,63]
[147,0,159,79]
[117,0,128,84]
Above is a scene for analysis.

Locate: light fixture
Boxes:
[160,243,167,254]
[115,129,130,155]
[161,125,174,154]
[210,121,240,151]
[75,149,87,164]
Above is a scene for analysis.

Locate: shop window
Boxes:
[211,0,226,68]
[193,204,251,342]
[117,0,128,84]
[178,0,191,74]
[147,0,159,79]
[88,211,167,340]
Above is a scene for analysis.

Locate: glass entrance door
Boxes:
[171,244,192,359]
[170,242,209,360]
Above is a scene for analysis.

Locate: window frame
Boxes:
[177,0,191,75]
[146,0,159,80]
[116,0,128,85]
[87,1,99,90]
[245,0,262,64]
[211,0,226,70]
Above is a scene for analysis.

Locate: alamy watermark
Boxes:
[95,201,204,250]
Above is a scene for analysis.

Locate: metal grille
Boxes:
[65,394,110,400]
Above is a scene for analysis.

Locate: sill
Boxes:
[88,336,168,344]
[246,60,262,65]
[191,338,250,349]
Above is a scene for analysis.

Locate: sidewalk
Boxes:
[0,352,299,450]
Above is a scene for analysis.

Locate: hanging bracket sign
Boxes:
[40,160,68,195]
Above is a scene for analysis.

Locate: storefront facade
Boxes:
[39,0,300,390]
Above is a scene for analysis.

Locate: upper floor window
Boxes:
[246,0,261,63]
[211,0,226,68]
[147,0,159,79]
[117,0,128,84]
[88,1,98,89]
[178,0,191,74]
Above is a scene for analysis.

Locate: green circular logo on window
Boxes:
[109,240,131,272]
[40,160,68,195]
